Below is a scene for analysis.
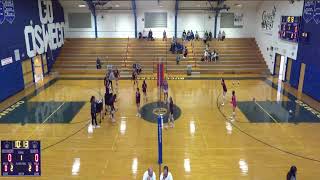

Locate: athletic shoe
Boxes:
[221,103,224,106]
[96,125,101,128]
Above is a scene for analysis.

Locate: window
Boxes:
[144,12,167,28]
[68,13,92,28]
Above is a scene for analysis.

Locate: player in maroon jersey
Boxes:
[142,80,147,102]
[221,78,227,106]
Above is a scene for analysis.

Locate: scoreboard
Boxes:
[279,16,301,43]
[1,140,41,176]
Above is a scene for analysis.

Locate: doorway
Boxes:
[274,53,287,81]
[32,55,44,83]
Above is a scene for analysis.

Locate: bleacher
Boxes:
[52,38,269,77]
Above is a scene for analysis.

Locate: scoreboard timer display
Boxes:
[1,140,41,176]
[279,16,301,43]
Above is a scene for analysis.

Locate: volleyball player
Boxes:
[231,90,237,119]
[142,80,147,102]
[110,94,117,123]
[163,79,169,104]
[221,78,227,106]
[168,97,174,128]
[136,88,141,117]
[132,70,138,87]
[90,96,98,128]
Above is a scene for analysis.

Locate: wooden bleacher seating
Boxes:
[52,38,269,77]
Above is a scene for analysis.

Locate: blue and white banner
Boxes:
[313,0,320,24]
[3,0,14,24]
[0,0,5,24]
[157,115,163,165]
[304,1,315,23]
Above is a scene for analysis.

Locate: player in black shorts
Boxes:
[221,78,227,106]
[136,88,141,117]
[142,80,147,102]
[168,97,174,128]
[132,70,138,87]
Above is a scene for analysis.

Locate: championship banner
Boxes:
[157,115,163,165]
[157,63,164,87]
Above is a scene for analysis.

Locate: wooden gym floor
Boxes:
[0,75,320,179]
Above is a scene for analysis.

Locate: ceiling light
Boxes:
[115,4,120,7]
[78,4,86,8]
[234,3,242,8]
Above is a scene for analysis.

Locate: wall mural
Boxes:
[261,6,277,31]
[303,0,320,24]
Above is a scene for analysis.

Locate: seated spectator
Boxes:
[204,50,209,62]
[183,46,188,58]
[209,31,212,41]
[205,44,209,51]
[222,30,226,41]
[143,167,156,180]
[96,57,101,69]
[138,32,142,39]
[170,38,176,53]
[218,30,222,41]
[163,30,167,41]
[287,166,297,180]
[195,31,199,40]
[190,30,194,40]
[187,30,191,41]
[160,166,173,180]
[176,54,181,65]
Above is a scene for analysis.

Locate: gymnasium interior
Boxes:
[0,0,320,179]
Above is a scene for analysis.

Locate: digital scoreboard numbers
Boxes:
[1,141,41,176]
[279,16,301,43]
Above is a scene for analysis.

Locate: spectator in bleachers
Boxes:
[96,57,101,69]
[203,50,209,62]
[143,167,156,180]
[183,46,188,59]
[182,30,186,41]
[287,166,297,180]
[176,54,181,65]
[148,29,153,41]
[222,30,226,41]
[203,31,208,44]
[218,31,222,41]
[211,50,219,62]
[187,30,191,41]
[138,32,142,39]
[190,30,194,40]
[160,165,173,180]
[163,30,167,41]
[209,31,212,41]
[195,31,199,40]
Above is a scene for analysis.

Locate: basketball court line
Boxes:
[26,102,66,140]
[254,101,279,123]
[216,92,320,163]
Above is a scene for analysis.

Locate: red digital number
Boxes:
[4,165,8,172]
[7,154,12,162]
[35,154,39,162]
[35,165,39,172]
